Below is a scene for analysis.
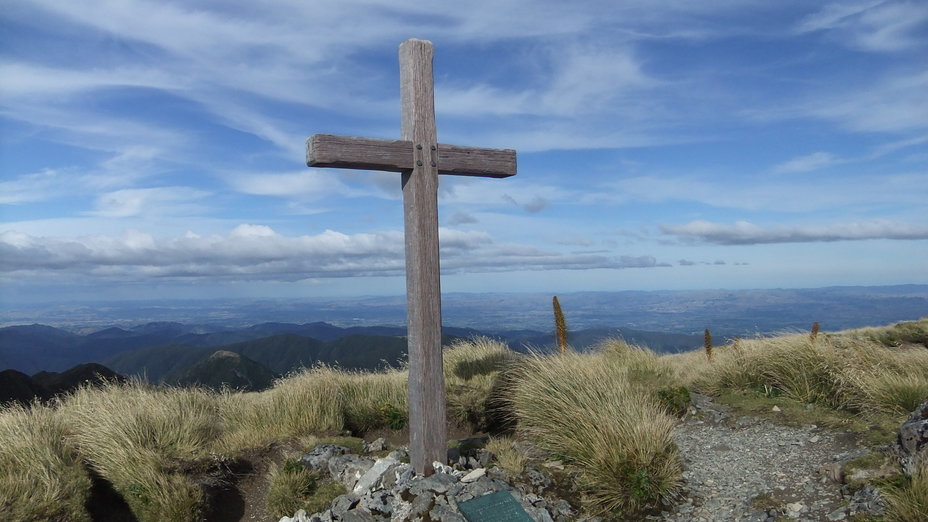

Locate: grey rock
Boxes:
[551,499,573,518]
[447,446,461,465]
[341,511,378,522]
[475,448,494,467]
[897,400,928,475]
[410,472,457,495]
[409,492,434,517]
[330,493,360,516]
[387,448,408,461]
[391,500,413,521]
[432,461,455,475]
[329,454,376,489]
[526,468,551,490]
[525,505,555,522]
[358,490,393,516]
[353,457,400,493]
[429,504,466,522]
[301,444,350,473]
[461,468,486,482]
[278,509,310,522]
[363,437,388,453]
[462,476,508,498]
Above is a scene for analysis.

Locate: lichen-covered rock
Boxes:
[300,444,350,474]
[287,440,578,522]
[897,401,928,475]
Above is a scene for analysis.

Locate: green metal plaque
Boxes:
[458,490,534,521]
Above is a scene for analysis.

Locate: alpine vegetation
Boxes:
[0,319,926,521]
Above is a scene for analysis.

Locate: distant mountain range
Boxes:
[0,363,124,407]
[0,321,703,379]
[166,350,276,392]
[4,285,924,384]
[3,286,925,336]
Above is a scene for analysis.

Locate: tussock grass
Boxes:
[689,329,928,414]
[2,365,410,520]
[217,365,408,452]
[265,456,344,518]
[4,321,925,521]
[485,436,529,475]
[507,347,681,517]
[0,403,92,521]
[443,337,515,429]
[883,456,928,522]
[58,381,221,521]
[217,367,345,451]
[339,368,408,435]
[845,318,928,348]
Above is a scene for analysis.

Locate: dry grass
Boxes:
[485,436,529,475]
[0,402,92,521]
[443,337,515,429]
[678,328,928,415]
[264,456,344,518]
[3,321,925,521]
[217,365,408,452]
[883,456,928,522]
[843,318,928,348]
[339,368,408,435]
[216,367,344,452]
[506,347,681,518]
[0,364,410,521]
[57,381,221,521]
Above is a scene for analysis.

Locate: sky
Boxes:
[1,0,927,304]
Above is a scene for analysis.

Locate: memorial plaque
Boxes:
[458,490,534,522]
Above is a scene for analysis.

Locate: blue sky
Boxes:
[1,0,926,303]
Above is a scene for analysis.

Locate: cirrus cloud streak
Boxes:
[662,220,928,245]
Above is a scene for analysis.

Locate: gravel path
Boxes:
[650,394,883,522]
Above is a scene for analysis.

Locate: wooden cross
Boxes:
[305,38,516,475]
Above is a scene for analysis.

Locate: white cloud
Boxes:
[773,152,840,173]
[0,168,69,204]
[229,170,359,200]
[594,171,928,213]
[446,212,478,226]
[661,219,928,245]
[89,187,210,218]
[795,2,883,33]
[502,195,550,214]
[0,62,184,99]
[0,224,670,282]
[439,177,566,209]
[809,70,928,133]
[795,1,928,52]
[0,146,167,205]
[437,44,655,119]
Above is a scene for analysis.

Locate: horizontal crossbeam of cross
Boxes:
[307,134,516,178]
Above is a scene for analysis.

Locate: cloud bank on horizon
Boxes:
[1,0,926,301]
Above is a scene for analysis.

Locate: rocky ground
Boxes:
[279,393,902,522]
[651,393,886,522]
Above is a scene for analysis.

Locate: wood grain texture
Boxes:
[303,38,518,477]
[400,38,447,476]
[306,134,516,178]
[306,135,409,172]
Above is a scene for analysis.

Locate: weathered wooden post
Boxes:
[305,38,516,475]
